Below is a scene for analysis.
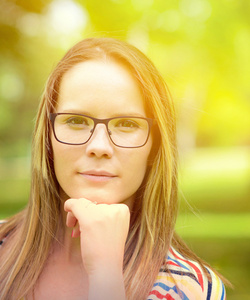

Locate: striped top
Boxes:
[0,234,225,299]
[148,247,226,300]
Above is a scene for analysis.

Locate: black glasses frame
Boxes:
[49,113,154,148]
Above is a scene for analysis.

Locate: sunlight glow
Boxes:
[180,0,212,21]
[45,0,88,34]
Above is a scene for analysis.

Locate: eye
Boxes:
[66,116,89,125]
[62,115,92,130]
[115,119,140,129]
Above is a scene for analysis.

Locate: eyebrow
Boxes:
[57,109,147,118]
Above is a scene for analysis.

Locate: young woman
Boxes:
[0,37,227,300]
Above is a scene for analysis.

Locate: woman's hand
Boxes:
[64,198,130,300]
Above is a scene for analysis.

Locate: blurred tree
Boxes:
[0,0,63,157]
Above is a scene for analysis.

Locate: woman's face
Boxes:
[51,59,152,208]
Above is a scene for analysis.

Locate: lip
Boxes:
[78,170,117,182]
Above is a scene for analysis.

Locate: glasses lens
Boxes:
[54,114,94,144]
[108,117,149,147]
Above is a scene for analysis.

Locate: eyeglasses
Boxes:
[50,113,154,148]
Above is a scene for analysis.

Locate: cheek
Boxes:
[52,138,63,166]
[51,138,75,178]
[51,139,80,199]
[52,141,64,183]
[124,139,152,184]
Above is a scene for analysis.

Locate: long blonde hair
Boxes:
[0,37,214,299]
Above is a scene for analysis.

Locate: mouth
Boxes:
[78,170,117,182]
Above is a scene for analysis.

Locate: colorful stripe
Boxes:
[148,247,226,300]
[170,248,204,291]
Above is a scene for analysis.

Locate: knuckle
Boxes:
[119,204,130,215]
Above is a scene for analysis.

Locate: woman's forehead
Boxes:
[55,59,148,118]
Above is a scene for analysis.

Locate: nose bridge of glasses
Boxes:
[91,117,110,132]
[90,120,112,141]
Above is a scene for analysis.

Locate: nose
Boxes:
[85,124,114,158]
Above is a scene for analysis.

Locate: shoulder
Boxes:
[148,247,226,300]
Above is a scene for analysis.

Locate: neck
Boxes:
[52,225,82,264]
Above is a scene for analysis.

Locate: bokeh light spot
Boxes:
[0,73,24,102]
[45,0,88,34]
[180,0,212,21]
[157,9,181,32]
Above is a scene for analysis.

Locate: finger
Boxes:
[64,198,95,213]
[64,198,76,213]
[66,211,77,228]
[72,223,81,238]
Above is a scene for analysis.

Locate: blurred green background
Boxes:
[0,0,249,298]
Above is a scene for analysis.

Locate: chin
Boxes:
[80,193,119,204]
[60,187,134,208]
[63,189,113,204]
